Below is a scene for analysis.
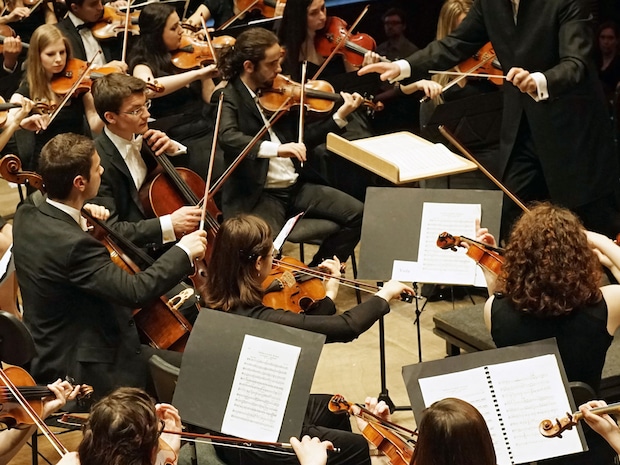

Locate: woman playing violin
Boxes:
[478,203,620,464]
[203,214,413,465]
[128,3,220,177]
[9,24,103,171]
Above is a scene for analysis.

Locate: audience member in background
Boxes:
[376,8,419,60]
[596,21,620,100]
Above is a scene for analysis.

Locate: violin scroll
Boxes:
[539,412,579,438]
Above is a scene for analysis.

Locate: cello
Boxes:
[0,154,195,351]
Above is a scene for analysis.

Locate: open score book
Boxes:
[403,342,586,465]
[326,131,477,184]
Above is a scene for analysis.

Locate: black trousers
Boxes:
[214,394,371,465]
[252,181,363,267]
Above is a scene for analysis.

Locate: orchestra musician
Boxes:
[56,0,128,70]
[91,73,202,247]
[0,379,79,465]
[0,0,57,43]
[203,214,412,465]
[55,387,183,465]
[360,0,620,240]
[9,24,103,171]
[217,27,365,267]
[477,203,620,464]
[128,3,220,177]
[13,133,207,397]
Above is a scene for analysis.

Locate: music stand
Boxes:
[358,187,502,410]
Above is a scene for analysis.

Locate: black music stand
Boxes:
[358,187,502,411]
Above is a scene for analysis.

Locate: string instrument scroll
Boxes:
[539,402,620,438]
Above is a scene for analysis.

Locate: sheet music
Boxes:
[221,335,301,442]
[352,134,471,180]
[417,355,583,465]
[273,212,304,251]
[489,355,582,463]
[414,202,485,286]
[0,244,12,283]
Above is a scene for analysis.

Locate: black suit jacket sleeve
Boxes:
[229,296,390,343]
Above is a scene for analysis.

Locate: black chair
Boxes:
[286,218,362,304]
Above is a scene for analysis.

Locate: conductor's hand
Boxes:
[375,279,414,302]
[178,229,207,261]
[507,67,537,94]
[358,62,400,82]
[277,142,306,162]
[171,205,201,238]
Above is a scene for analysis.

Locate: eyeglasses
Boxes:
[123,100,151,116]
[158,419,166,437]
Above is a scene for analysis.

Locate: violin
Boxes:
[539,402,620,438]
[456,42,504,86]
[0,154,195,352]
[257,74,380,114]
[0,366,93,428]
[314,16,389,67]
[0,97,53,128]
[171,34,235,70]
[50,57,120,97]
[437,232,505,276]
[328,394,416,465]
[262,255,327,313]
[91,5,139,40]
[262,256,414,312]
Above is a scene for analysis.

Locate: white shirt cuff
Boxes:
[164,140,187,156]
[160,214,176,244]
[389,59,411,84]
[2,61,17,73]
[332,114,348,128]
[528,72,549,101]
[175,243,194,265]
[258,141,280,158]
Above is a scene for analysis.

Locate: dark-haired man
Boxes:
[13,133,206,397]
[218,27,364,267]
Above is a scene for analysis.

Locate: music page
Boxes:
[352,134,472,181]
[221,335,301,442]
[488,355,582,463]
[415,202,485,286]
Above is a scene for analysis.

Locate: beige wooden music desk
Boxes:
[326,131,477,184]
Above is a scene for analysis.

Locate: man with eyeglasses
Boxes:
[376,8,419,61]
[90,73,203,254]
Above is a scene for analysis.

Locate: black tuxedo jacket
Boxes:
[56,17,117,62]
[14,200,193,396]
[94,131,163,250]
[218,77,344,216]
[404,0,617,208]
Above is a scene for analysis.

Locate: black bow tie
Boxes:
[76,22,94,31]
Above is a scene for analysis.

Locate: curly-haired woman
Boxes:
[478,202,620,393]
